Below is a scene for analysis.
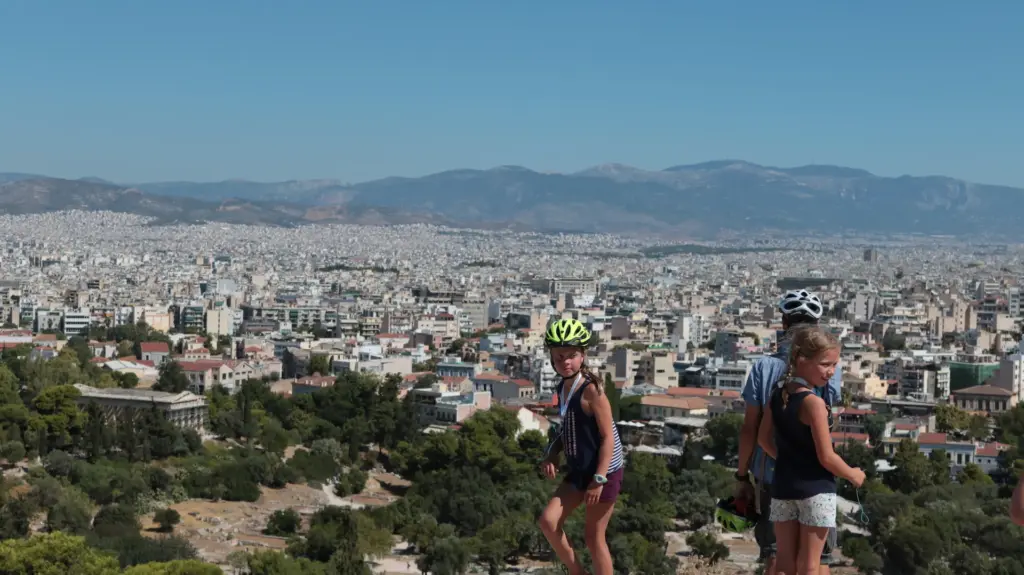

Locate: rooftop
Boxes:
[953,384,1012,397]
[73,383,204,405]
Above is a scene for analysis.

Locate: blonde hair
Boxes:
[781,325,839,410]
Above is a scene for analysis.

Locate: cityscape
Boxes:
[3,2,1023,574]
[0,208,1020,573]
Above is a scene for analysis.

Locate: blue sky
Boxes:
[1,1,1021,185]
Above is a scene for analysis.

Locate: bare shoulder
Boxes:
[582,382,603,401]
[800,393,827,416]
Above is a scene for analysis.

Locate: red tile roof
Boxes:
[140,342,169,353]
[975,442,1006,457]
[838,408,876,416]
[667,387,714,397]
[917,432,948,445]
[178,360,229,372]
[832,432,870,444]
[473,372,508,381]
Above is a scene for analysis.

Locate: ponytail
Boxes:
[781,344,798,409]
[579,362,604,395]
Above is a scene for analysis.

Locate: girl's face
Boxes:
[795,347,839,387]
[550,346,585,378]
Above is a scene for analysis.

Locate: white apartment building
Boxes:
[988,353,1024,404]
[416,313,460,344]
[205,309,234,337]
[715,361,752,392]
[1009,288,1023,318]
[461,297,489,331]
[62,308,91,336]
[636,351,678,389]
[898,363,951,401]
[673,313,708,350]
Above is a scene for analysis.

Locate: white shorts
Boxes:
[770,493,836,528]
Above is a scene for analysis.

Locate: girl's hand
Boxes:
[848,468,866,488]
[540,458,558,480]
[585,481,604,505]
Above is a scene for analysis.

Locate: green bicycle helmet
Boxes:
[544,318,593,348]
[715,497,759,533]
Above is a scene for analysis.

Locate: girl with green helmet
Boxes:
[537,318,624,575]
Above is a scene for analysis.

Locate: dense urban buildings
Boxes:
[1,210,1023,570]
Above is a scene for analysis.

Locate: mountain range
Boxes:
[2,161,1021,237]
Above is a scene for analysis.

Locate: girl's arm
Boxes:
[802,395,859,482]
[757,401,777,459]
[583,384,615,478]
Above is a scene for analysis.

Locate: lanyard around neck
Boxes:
[559,373,584,419]
[791,376,813,391]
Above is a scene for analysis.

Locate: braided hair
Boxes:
[579,362,605,395]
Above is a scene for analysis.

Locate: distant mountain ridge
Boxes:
[0,177,452,227]
[2,161,1022,236]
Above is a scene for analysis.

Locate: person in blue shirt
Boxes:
[735,289,842,575]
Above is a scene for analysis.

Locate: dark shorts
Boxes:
[564,468,624,503]
[755,483,837,564]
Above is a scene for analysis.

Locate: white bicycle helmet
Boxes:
[778,289,823,319]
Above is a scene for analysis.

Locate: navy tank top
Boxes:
[769,388,836,500]
[557,377,623,475]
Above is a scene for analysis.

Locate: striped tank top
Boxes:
[558,375,624,475]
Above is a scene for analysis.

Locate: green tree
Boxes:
[935,403,970,433]
[153,361,190,393]
[842,535,884,574]
[864,414,889,452]
[31,385,86,452]
[705,413,743,462]
[46,486,94,535]
[686,531,729,564]
[997,404,1024,442]
[123,560,223,574]
[886,440,940,493]
[604,372,620,421]
[265,508,302,536]
[69,336,96,365]
[417,535,471,575]
[966,415,989,441]
[243,550,327,574]
[0,441,25,464]
[0,532,120,574]
[114,372,140,389]
[92,503,141,538]
[955,463,994,485]
[308,355,331,376]
[334,468,368,497]
[154,508,181,533]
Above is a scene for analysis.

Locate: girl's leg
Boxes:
[796,494,834,575]
[538,481,586,575]
[773,520,800,575]
[796,525,828,575]
[584,500,615,575]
